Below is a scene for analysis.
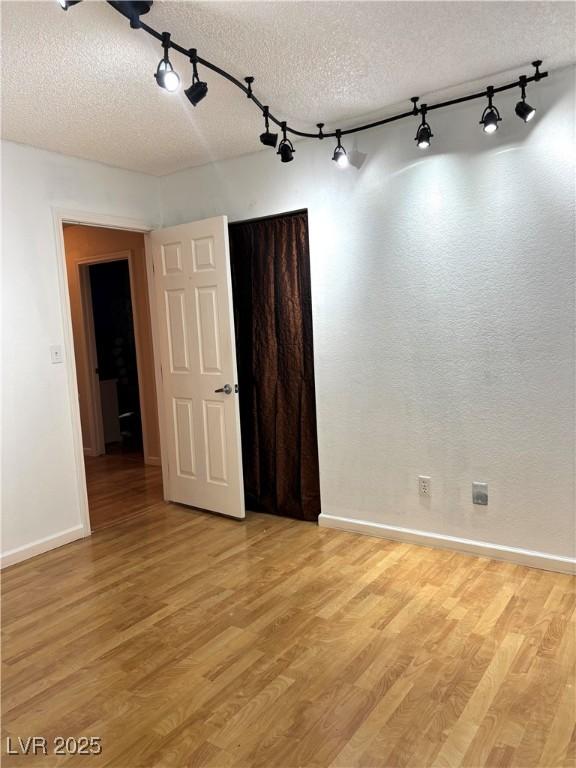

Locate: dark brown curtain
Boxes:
[228,212,321,522]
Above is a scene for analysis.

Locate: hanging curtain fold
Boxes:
[229,212,321,522]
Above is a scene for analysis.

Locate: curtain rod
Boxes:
[229,209,308,227]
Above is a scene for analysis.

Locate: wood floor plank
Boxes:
[2,454,575,767]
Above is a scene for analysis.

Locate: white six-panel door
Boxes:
[148,216,245,519]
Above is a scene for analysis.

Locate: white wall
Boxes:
[1,142,160,564]
[2,67,574,570]
[160,66,575,566]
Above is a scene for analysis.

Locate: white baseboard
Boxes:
[318,513,576,575]
[0,525,89,569]
[145,455,162,467]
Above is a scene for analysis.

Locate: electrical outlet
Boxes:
[418,476,431,497]
[472,482,488,505]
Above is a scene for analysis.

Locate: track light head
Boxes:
[260,131,278,148]
[515,75,536,122]
[479,88,502,134]
[332,146,348,166]
[332,130,349,168]
[515,100,536,122]
[58,0,82,8]
[185,49,208,106]
[185,80,208,106]
[155,33,180,92]
[156,60,180,92]
[415,104,433,150]
[481,107,500,133]
[416,124,432,149]
[277,122,295,163]
[259,107,278,147]
[278,143,294,163]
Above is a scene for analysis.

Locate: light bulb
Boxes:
[332,133,349,167]
[479,96,501,134]
[163,69,180,92]
[415,116,433,150]
[156,60,180,92]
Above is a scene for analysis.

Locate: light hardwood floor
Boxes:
[84,452,163,530]
[2,459,575,767]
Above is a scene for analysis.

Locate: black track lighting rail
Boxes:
[69,1,549,146]
[136,10,547,139]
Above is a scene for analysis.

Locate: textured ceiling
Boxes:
[1,1,574,175]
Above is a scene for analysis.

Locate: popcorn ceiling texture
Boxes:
[1,0,575,175]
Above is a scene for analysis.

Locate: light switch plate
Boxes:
[50,345,64,364]
[472,482,488,505]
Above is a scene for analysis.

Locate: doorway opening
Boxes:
[229,210,321,522]
[60,211,319,538]
[62,224,163,530]
[89,259,143,454]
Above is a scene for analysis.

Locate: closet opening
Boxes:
[229,210,321,522]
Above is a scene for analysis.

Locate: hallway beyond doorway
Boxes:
[85,453,163,530]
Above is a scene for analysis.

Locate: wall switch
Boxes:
[472,482,488,505]
[50,345,64,364]
[418,476,431,497]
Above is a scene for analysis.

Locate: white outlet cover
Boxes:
[418,476,431,496]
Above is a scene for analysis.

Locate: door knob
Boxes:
[214,384,233,395]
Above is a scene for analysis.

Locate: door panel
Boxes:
[148,217,245,519]
[165,290,190,372]
[196,285,222,373]
[173,398,196,478]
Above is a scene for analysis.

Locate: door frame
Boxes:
[144,233,171,500]
[78,259,106,457]
[52,208,156,537]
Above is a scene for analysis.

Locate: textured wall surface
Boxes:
[2,67,574,565]
[161,66,575,559]
[1,143,160,559]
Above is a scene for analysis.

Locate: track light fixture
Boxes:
[277,123,295,163]
[515,74,536,123]
[259,107,278,148]
[244,77,254,98]
[58,4,549,168]
[332,130,349,168]
[479,86,502,134]
[415,104,433,150]
[185,49,208,107]
[155,32,180,92]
